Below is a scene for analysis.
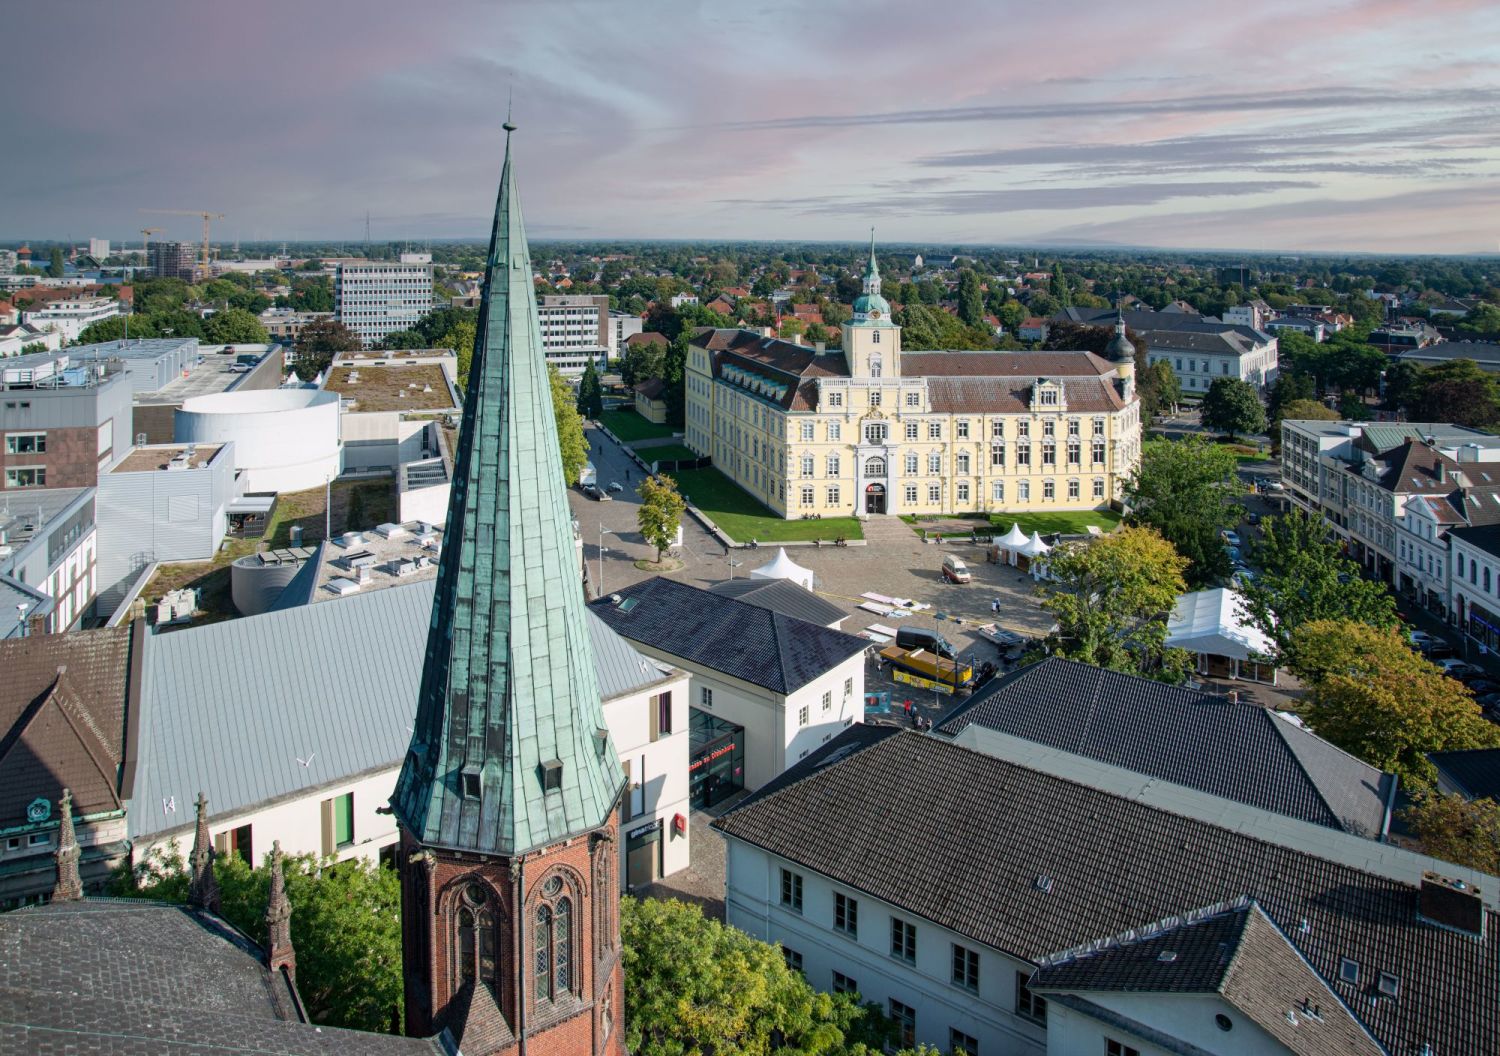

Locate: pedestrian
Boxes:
[991,598,1000,614]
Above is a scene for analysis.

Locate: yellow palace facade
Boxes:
[683,245,1142,520]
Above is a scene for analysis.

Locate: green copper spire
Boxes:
[865,227,878,282]
[852,227,893,326]
[393,126,623,856]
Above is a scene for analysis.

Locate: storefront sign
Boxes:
[628,818,662,841]
[689,741,736,772]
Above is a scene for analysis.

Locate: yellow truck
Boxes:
[879,644,974,692]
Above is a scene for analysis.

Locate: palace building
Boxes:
[685,241,1141,519]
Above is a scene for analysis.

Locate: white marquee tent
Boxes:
[1166,588,1278,683]
[749,547,815,590]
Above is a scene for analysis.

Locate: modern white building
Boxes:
[20,297,120,344]
[589,576,870,800]
[174,388,342,493]
[0,486,97,635]
[536,294,641,374]
[127,578,692,890]
[333,258,434,347]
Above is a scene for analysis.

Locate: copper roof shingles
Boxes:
[714,732,1498,1056]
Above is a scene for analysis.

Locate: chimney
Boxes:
[51,787,83,902]
[1418,872,1485,938]
[790,333,803,346]
[266,841,297,982]
[187,792,220,913]
[814,341,826,353]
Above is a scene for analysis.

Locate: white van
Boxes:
[942,554,972,584]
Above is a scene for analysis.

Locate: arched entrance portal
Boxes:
[865,482,886,515]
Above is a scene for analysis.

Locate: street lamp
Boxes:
[727,556,743,582]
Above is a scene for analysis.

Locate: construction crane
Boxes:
[141,209,225,269]
[139,227,163,262]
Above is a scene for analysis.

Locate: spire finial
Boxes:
[52,787,83,902]
[503,86,516,134]
[266,840,296,980]
[187,792,220,914]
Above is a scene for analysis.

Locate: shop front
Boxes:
[625,818,663,888]
[689,708,745,810]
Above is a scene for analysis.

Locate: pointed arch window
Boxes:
[455,884,498,992]
[534,878,576,1004]
[535,904,552,1001]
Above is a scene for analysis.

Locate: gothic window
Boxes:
[535,904,552,1001]
[459,907,476,985]
[455,883,497,992]
[555,898,572,992]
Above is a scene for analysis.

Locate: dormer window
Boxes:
[1338,958,1359,985]
[541,760,563,793]
[461,764,483,800]
[1377,971,1400,998]
[1040,389,1058,406]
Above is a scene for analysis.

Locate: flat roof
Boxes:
[110,444,224,474]
[314,522,444,600]
[322,363,456,412]
[135,348,275,405]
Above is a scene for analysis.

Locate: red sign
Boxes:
[690,742,735,772]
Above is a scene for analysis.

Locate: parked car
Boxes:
[941,554,972,584]
[607,481,624,493]
[1222,530,1241,547]
[1408,629,1438,650]
[1231,569,1257,588]
[895,626,957,660]
[1465,678,1500,696]
[1423,641,1455,661]
[1476,693,1500,716]
[1226,546,1243,564]
[1247,512,1262,526]
[1437,659,1484,680]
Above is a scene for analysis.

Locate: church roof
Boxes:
[392,129,623,857]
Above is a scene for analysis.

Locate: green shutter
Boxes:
[334,793,354,847]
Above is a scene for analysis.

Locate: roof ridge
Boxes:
[1034,895,1253,972]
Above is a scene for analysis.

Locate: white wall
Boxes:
[725,839,1048,1056]
[605,667,692,883]
[176,389,341,493]
[1062,992,1298,1056]
[783,654,867,771]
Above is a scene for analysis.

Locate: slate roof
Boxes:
[0,625,136,829]
[899,350,1115,377]
[134,580,656,843]
[1451,522,1500,559]
[634,377,666,400]
[589,577,869,695]
[1032,900,1383,1055]
[1429,747,1500,802]
[393,130,623,858]
[706,577,848,627]
[924,375,1126,415]
[935,658,1394,836]
[713,730,1497,1056]
[0,899,442,1054]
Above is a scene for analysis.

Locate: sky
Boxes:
[5,0,1500,254]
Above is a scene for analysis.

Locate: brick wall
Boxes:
[0,425,100,490]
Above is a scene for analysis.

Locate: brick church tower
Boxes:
[391,121,626,1056]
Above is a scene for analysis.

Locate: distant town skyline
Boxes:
[5,0,1500,254]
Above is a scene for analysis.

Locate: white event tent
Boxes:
[1166,587,1279,684]
[749,547,815,590]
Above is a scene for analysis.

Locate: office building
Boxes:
[334,259,434,346]
[1,351,133,492]
[149,240,196,281]
[19,297,120,344]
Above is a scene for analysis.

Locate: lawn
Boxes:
[902,509,1123,537]
[599,409,676,443]
[665,467,863,543]
[636,443,701,465]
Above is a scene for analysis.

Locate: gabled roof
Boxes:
[714,729,1496,1056]
[1032,900,1383,1055]
[0,626,135,829]
[900,349,1113,378]
[0,900,441,1053]
[706,577,847,627]
[935,658,1393,836]
[1367,440,1456,494]
[589,577,868,695]
[634,377,666,400]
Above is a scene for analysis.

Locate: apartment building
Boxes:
[1,351,132,492]
[1059,307,1279,393]
[334,255,434,346]
[20,297,120,343]
[533,294,642,373]
[149,241,196,281]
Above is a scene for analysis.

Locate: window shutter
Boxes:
[320,798,335,856]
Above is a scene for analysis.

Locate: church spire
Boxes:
[392,122,623,856]
[51,788,82,902]
[266,841,296,982]
[187,792,220,913]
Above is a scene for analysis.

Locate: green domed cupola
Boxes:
[851,228,894,326]
[1105,309,1135,364]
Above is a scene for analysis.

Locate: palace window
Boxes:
[956,482,970,502]
[992,481,1005,502]
[991,443,1005,468]
[928,484,941,503]
[1040,388,1058,406]
[865,422,888,444]
[865,457,887,478]
[905,453,919,475]
[905,422,919,441]
[1018,420,1030,438]
[1017,443,1031,467]
[801,486,815,506]
[829,391,843,407]
[827,485,840,505]
[1067,418,1079,437]
[928,453,942,474]
[801,456,814,477]
[872,330,881,344]
[956,453,970,474]
[905,391,920,407]
[1093,416,1106,437]
[1043,480,1055,500]
[928,422,942,440]
[828,422,841,441]
[827,455,840,476]
[956,420,970,438]
[1067,440,1081,465]
[1068,479,1080,500]
[800,422,814,441]
[1093,439,1107,465]
[1093,478,1105,499]
[869,389,882,406]
[1042,441,1056,467]
[1018,481,1030,501]
[904,484,918,503]
[991,420,1005,439]
[1043,420,1055,438]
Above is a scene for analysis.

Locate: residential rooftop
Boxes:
[322,363,457,413]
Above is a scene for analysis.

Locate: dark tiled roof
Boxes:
[1450,522,1500,558]
[706,577,847,627]
[1033,901,1383,1055]
[1429,747,1500,801]
[625,330,669,348]
[589,577,869,694]
[634,377,666,400]
[924,376,1126,415]
[1368,440,1456,494]
[713,731,1497,1056]
[936,658,1393,836]
[0,626,135,829]
[899,350,1114,377]
[0,899,441,1054]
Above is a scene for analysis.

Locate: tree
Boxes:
[113,846,402,1033]
[294,318,362,381]
[1412,359,1500,427]
[621,338,666,388]
[1288,620,1500,787]
[1239,512,1396,656]
[662,333,689,427]
[549,365,587,486]
[1382,360,1424,412]
[577,358,605,418]
[1402,790,1500,874]
[203,307,270,344]
[956,270,985,328]
[622,896,904,1056]
[1050,262,1071,307]
[1199,377,1265,440]
[1124,437,1241,587]
[436,319,478,387]
[77,315,161,344]
[637,474,687,562]
[1037,526,1195,681]
[1144,360,1181,417]
[1278,398,1338,423]
[47,247,64,278]
[378,329,426,350]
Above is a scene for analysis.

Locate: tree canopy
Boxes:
[549,365,587,486]
[1286,620,1500,787]
[1037,525,1194,682]
[1124,437,1241,586]
[1199,377,1266,440]
[203,307,270,344]
[1402,790,1500,875]
[638,474,687,562]
[1238,512,1397,656]
[294,318,362,380]
[577,358,605,418]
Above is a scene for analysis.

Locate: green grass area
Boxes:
[666,467,863,543]
[636,444,701,464]
[991,510,1122,535]
[599,409,676,442]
